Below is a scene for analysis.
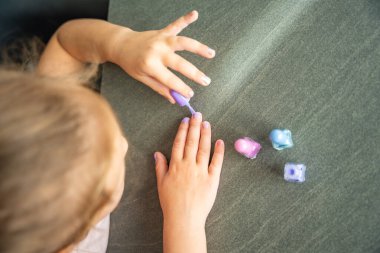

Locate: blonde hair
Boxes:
[0,70,118,253]
[0,36,45,72]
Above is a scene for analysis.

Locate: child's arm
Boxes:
[37,11,214,103]
[154,113,225,253]
[37,19,122,77]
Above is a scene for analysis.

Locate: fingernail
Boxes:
[201,76,211,86]
[208,48,215,57]
[182,117,190,123]
[193,112,202,119]
[189,90,194,97]
[154,152,157,161]
[203,121,210,128]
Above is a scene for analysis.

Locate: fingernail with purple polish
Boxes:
[182,117,190,123]
[193,112,202,119]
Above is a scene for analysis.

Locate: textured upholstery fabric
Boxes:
[101,0,380,252]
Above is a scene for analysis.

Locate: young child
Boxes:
[0,10,225,253]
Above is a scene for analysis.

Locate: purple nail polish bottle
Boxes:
[170,90,196,115]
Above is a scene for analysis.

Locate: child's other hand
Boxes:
[154,112,224,228]
[112,11,215,104]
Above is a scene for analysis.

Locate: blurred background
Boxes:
[0,0,109,46]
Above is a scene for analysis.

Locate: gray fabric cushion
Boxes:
[101,0,380,252]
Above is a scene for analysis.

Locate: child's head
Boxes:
[0,70,128,253]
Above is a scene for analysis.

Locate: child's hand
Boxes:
[111,11,215,104]
[154,112,224,234]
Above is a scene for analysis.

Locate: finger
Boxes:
[163,10,198,35]
[171,117,190,161]
[173,36,216,59]
[138,75,175,104]
[165,54,211,86]
[154,152,168,185]
[152,64,194,98]
[184,112,202,160]
[196,121,211,166]
[209,140,225,179]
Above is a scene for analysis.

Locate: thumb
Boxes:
[154,152,168,184]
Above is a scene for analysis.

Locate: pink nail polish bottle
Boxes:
[234,137,262,159]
